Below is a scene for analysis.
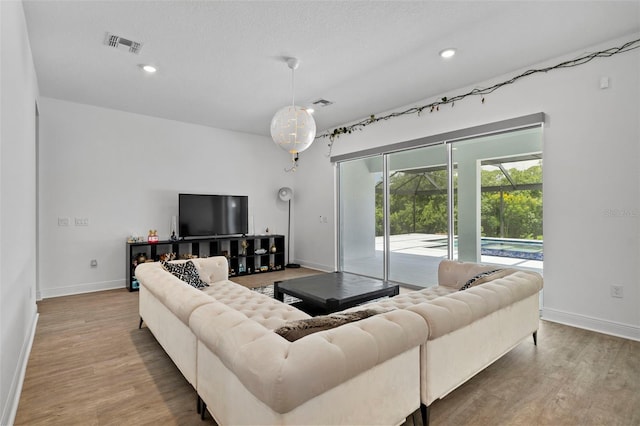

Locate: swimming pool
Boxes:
[481,238,543,261]
[418,236,544,261]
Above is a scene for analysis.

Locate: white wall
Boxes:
[285,139,336,271]
[296,34,640,341]
[38,98,295,297]
[0,1,40,424]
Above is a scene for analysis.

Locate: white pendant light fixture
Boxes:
[270,57,316,170]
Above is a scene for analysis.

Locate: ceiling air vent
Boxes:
[312,99,334,108]
[104,33,143,54]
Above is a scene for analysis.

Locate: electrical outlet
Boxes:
[75,217,89,226]
[610,285,624,298]
[90,259,98,268]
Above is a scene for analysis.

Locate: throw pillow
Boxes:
[459,269,503,291]
[274,308,389,342]
[161,260,209,289]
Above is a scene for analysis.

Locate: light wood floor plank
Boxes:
[15,279,640,426]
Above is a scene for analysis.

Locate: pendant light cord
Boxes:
[291,66,295,108]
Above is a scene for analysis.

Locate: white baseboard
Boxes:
[296,260,334,273]
[542,307,640,342]
[40,279,125,299]
[2,311,38,426]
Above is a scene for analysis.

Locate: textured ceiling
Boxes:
[22,1,640,137]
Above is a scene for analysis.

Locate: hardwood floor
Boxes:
[427,324,640,426]
[15,288,211,426]
[15,282,640,425]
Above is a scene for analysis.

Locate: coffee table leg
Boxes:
[274,281,284,301]
[326,298,339,313]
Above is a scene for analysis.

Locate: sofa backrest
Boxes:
[408,269,543,339]
[168,256,229,284]
[192,256,229,284]
[136,261,215,325]
[439,259,510,289]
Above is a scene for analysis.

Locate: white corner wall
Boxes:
[296,34,640,341]
[38,98,295,298]
[289,138,337,271]
[0,1,40,424]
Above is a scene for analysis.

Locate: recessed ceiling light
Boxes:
[439,48,456,59]
[141,64,157,73]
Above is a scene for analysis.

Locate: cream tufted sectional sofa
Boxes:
[136,257,428,425]
[136,257,542,425]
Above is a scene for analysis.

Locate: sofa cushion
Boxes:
[354,285,457,312]
[162,260,209,288]
[202,280,310,329]
[274,308,390,342]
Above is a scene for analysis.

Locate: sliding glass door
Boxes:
[337,118,544,288]
[338,156,384,280]
[452,128,543,269]
[387,144,448,286]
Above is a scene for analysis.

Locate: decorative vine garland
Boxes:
[319,37,640,155]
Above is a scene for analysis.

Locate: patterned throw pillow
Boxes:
[459,269,503,291]
[274,308,389,342]
[161,260,209,289]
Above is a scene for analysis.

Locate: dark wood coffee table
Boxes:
[274,272,399,315]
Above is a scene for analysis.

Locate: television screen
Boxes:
[179,194,248,237]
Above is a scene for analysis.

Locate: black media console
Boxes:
[126,234,285,291]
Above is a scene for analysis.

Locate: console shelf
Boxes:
[126,234,285,291]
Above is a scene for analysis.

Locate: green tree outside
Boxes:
[376,164,542,240]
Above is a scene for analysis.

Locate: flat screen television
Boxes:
[179,194,248,238]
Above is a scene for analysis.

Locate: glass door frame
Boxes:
[334,113,545,284]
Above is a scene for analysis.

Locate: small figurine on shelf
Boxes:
[148,229,159,243]
[170,216,178,241]
[134,253,147,266]
[240,240,248,256]
[270,244,277,253]
[159,252,176,262]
